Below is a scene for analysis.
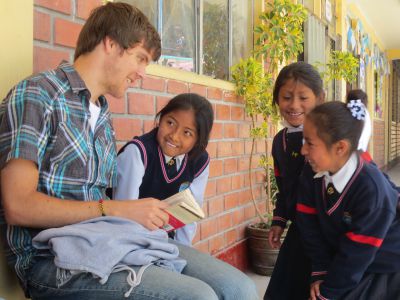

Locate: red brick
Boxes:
[105,94,125,114]
[210,123,223,139]
[35,0,71,14]
[33,46,70,73]
[233,209,245,225]
[225,229,237,245]
[222,90,237,102]
[200,218,218,239]
[207,87,223,100]
[218,213,232,231]
[204,180,216,198]
[224,123,238,139]
[113,118,141,141]
[216,104,230,120]
[208,196,224,216]
[54,18,83,48]
[209,160,223,178]
[231,141,244,156]
[141,76,165,92]
[194,240,209,253]
[231,174,244,190]
[224,193,239,210]
[231,106,244,121]
[239,124,251,138]
[156,96,171,112]
[244,204,256,219]
[128,93,155,115]
[238,157,250,172]
[189,83,207,97]
[216,177,232,194]
[167,80,188,94]
[217,142,232,157]
[143,120,156,133]
[209,235,225,255]
[76,0,102,19]
[206,142,217,158]
[34,11,51,42]
[224,158,237,174]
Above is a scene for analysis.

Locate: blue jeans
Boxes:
[27,242,258,300]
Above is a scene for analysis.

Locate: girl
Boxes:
[264,61,325,300]
[297,101,400,300]
[114,93,213,246]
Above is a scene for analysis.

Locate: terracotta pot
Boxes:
[246,223,286,276]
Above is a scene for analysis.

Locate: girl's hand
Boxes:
[309,280,323,300]
[268,225,284,249]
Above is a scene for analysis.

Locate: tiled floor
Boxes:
[246,163,400,299]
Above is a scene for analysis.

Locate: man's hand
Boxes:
[268,225,284,249]
[309,280,323,300]
[105,198,169,230]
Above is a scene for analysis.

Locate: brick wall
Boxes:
[33,0,268,270]
[373,120,385,168]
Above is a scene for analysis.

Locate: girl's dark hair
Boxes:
[74,2,161,61]
[273,61,324,104]
[156,93,214,159]
[346,89,368,106]
[306,101,364,153]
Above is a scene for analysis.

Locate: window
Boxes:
[124,0,253,80]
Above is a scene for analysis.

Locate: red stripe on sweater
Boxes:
[296,203,317,214]
[346,232,383,247]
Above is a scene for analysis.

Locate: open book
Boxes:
[162,189,205,232]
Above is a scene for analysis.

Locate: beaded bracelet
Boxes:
[98,199,106,217]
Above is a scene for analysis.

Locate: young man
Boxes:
[0,3,257,299]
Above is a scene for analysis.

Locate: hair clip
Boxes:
[347,99,366,121]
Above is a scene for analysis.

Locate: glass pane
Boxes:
[232,0,253,66]
[159,0,196,72]
[202,0,229,80]
[123,0,158,28]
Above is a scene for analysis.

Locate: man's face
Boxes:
[104,42,153,98]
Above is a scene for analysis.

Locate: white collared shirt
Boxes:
[314,152,358,193]
[281,120,303,133]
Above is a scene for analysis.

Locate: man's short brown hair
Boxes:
[74,2,161,61]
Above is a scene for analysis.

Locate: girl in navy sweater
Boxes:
[265,62,325,300]
[297,101,400,299]
[114,93,213,246]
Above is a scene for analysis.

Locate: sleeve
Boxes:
[0,81,51,168]
[175,164,210,246]
[271,137,289,228]
[113,143,145,200]
[319,186,396,299]
[296,166,332,284]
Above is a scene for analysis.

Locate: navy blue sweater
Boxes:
[296,157,400,299]
[271,128,305,227]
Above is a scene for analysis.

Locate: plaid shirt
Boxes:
[0,62,117,290]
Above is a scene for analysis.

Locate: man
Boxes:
[0,2,257,299]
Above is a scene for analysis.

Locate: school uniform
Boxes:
[297,153,400,300]
[114,128,210,246]
[264,123,311,300]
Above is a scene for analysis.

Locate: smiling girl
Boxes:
[297,101,400,300]
[114,93,213,245]
[265,62,324,300]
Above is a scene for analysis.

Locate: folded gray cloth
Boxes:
[33,216,187,297]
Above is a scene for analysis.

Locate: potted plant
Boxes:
[231,0,307,275]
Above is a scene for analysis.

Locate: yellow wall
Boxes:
[0,1,33,99]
